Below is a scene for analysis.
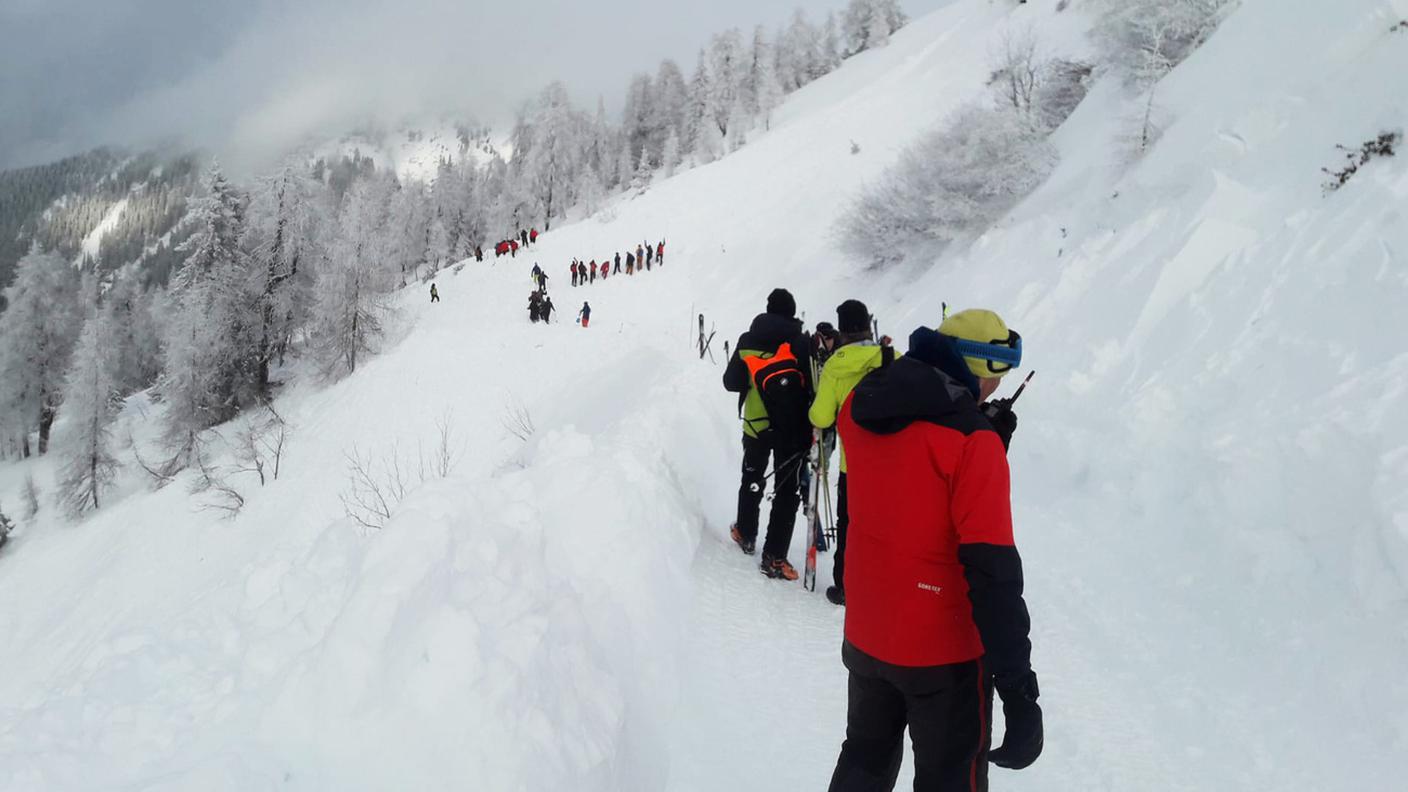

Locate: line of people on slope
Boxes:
[570,239,665,286]
[494,227,541,259]
[723,288,1041,792]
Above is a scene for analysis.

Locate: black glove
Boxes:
[981,398,1018,451]
[989,672,1043,770]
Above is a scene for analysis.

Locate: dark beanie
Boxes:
[766,288,797,317]
[837,299,870,333]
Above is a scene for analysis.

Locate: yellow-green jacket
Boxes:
[809,342,890,472]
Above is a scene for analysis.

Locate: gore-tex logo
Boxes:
[917,582,942,595]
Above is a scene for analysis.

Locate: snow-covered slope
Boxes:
[2,1,1405,790]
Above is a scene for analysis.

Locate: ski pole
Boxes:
[1008,370,1036,405]
[749,447,810,493]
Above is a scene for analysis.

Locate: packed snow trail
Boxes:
[4,1,1408,789]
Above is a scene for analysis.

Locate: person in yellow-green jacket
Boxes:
[809,300,893,606]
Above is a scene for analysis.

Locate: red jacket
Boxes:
[530,229,539,242]
[836,340,1030,675]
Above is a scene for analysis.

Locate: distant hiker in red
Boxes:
[571,260,579,286]
[578,302,591,328]
[600,261,609,281]
[590,260,598,283]
[511,240,519,257]
[657,240,665,265]
[530,228,539,244]
[827,309,1040,792]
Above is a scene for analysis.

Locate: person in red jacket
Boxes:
[590,260,598,283]
[510,240,519,257]
[530,228,539,244]
[570,260,579,287]
[828,309,1040,792]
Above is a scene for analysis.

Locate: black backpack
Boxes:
[744,342,812,449]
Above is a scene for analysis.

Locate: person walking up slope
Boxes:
[578,302,591,328]
[827,309,1040,792]
[723,288,815,581]
[808,300,891,607]
[430,283,440,303]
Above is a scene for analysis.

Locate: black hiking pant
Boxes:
[833,471,849,589]
[735,433,806,560]
[829,643,992,792]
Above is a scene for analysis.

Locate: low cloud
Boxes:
[0,0,948,173]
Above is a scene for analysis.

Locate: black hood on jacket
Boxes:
[747,311,805,347]
[850,328,986,436]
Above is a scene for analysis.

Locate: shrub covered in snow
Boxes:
[841,105,1057,267]
[1090,0,1238,86]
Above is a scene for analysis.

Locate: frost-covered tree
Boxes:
[621,73,656,166]
[105,275,164,394]
[708,29,748,137]
[59,306,120,516]
[724,102,750,152]
[821,13,844,72]
[521,81,587,229]
[1034,58,1095,132]
[0,501,13,545]
[631,148,653,192]
[693,111,725,165]
[1090,0,1236,86]
[661,130,683,177]
[245,164,324,393]
[424,215,450,275]
[843,0,908,55]
[750,28,784,131]
[159,162,256,465]
[650,60,690,160]
[685,49,712,155]
[313,177,394,376]
[615,141,635,192]
[385,180,430,284]
[0,246,82,456]
[842,105,1056,267]
[576,165,606,217]
[778,11,822,90]
[990,27,1042,114]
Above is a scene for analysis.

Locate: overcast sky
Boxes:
[0,0,948,173]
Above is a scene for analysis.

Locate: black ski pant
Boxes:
[829,642,993,792]
[735,432,806,560]
[833,471,849,589]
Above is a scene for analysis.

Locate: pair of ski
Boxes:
[803,427,835,592]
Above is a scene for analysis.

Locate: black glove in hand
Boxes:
[989,673,1043,770]
[981,398,1018,450]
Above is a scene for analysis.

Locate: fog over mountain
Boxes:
[0,0,949,172]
